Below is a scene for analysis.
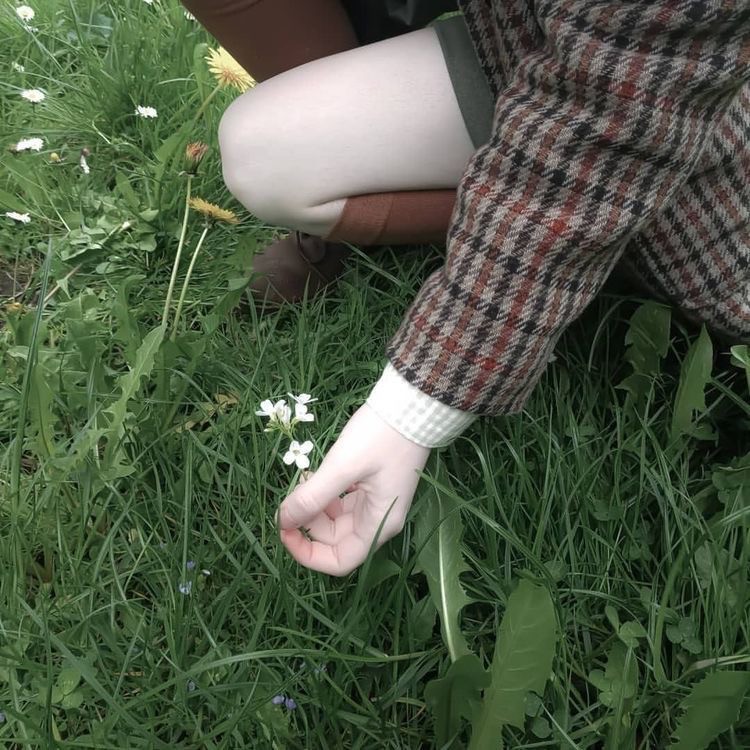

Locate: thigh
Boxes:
[218,26,476,208]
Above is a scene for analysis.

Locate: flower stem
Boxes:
[171,223,211,340]
[192,85,221,126]
[162,174,193,328]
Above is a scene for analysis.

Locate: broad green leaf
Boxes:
[425,654,490,749]
[671,326,713,441]
[409,596,437,646]
[588,641,637,710]
[103,325,165,456]
[711,453,750,508]
[115,171,141,214]
[57,667,82,695]
[413,456,472,662]
[669,671,750,750]
[29,363,55,459]
[730,344,750,393]
[192,42,211,101]
[618,621,647,649]
[469,580,557,749]
[60,325,165,472]
[617,302,671,405]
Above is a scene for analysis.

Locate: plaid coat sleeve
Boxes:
[386,0,750,416]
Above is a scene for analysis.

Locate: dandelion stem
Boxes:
[192,85,221,126]
[162,174,193,328]
[171,223,211,340]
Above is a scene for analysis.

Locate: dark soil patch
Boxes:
[0,254,33,302]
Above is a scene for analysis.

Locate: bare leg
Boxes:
[218,26,475,237]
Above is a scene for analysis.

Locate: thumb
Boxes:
[278,463,357,530]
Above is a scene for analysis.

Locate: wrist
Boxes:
[365,362,477,448]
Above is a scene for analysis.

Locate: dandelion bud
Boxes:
[49,152,61,163]
[185,141,209,175]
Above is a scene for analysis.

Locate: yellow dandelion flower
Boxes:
[205,47,256,93]
[189,197,239,224]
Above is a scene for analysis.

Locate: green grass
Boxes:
[1,2,749,748]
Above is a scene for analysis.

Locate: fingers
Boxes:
[280,527,376,577]
[303,510,354,545]
[279,465,358,530]
[280,499,404,576]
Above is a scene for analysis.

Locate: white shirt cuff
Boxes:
[365,362,477,448]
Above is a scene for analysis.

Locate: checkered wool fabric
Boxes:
[386,0,750,416]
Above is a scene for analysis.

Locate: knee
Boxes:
[218,83,298,226]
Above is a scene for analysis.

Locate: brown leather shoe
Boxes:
[248,231,353,312]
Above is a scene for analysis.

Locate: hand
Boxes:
[277,403,430,576]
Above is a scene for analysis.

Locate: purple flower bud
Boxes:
[284,697,297,710]
[187,680,196,692]
[0,711,5,723]
[271,694,285,705]
[186,560,196,571]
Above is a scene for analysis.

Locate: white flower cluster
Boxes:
[20,88,44,103]
[256,393,318,469]
[14,137,43,152]
[135,105,158,119]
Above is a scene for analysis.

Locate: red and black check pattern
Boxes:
[387,0,750,415]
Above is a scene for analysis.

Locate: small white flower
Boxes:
[135,105,158,118]
[184,10,196,20]
[256,398,292,427]
[288,392,318,405]
[293,402,314,423]
[178,581,192,595]
[282,440,314,470]
[14,137,43,152]
[201,569,211,576]
[20,88,44,103]
[5,211,31,224]
[121,220,132,230]
[12,62,25,73]
[15,5,35,22]
[79,153,90,174]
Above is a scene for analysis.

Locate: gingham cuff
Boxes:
[365,362,477,448]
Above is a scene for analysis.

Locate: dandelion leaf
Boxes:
[669,671,750,750]
[618,301,671,405]
[413,456,472,662]
[671,325,714,440]
[425,654,490,749]
[469,580,557,750]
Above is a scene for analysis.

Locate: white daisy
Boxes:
[287,392,318,405]
[292,403,314,423]
[184,10,196,20]
[14,137,43,152]
[12,62,25,73]
[15,5,35,22]
[20,88,44,103]
[282,440,314,470]
[255,398,292,427]
[79,153,90,174]
[135,105,158,119]
[5,211,31,224]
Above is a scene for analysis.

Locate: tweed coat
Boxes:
[385,0,750,416]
